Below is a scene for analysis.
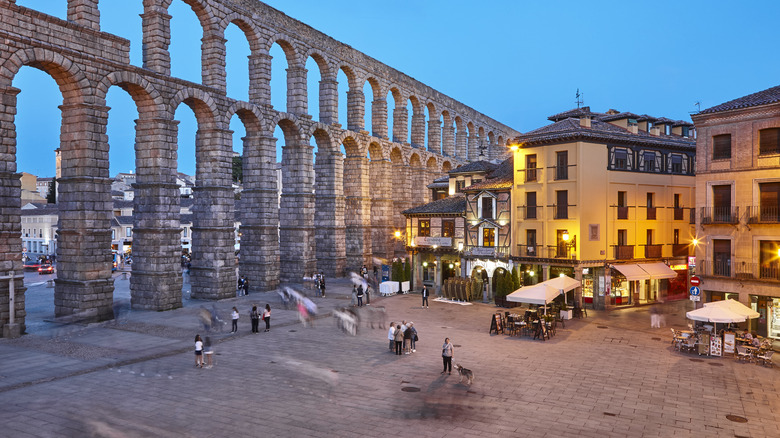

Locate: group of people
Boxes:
[193,334,214,368]
[313,272,326,297]
[388,321,418,355]
[236,276,249,296]
[230,304,271,334]
[351,284,370,307]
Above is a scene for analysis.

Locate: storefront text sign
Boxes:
[471,247,495,257]
[414,236,452,247]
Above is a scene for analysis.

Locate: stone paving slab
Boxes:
[1,281,779,437]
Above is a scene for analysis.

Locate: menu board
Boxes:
[723,332,735,354]
[710,337,723,357]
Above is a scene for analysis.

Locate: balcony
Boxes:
[644,244,662,258]
[646,207,656,220]
[617,206,629,220]
[518,244,540,257]
[613,245,634,260]
[672,243,690,257]
[554,165,568,181]
[552,204,569,220]
[701,206,739,225]
[700,259,732,277]
[524,168,538,183]
[547,244,573,259]
[746,206,780,224]
[523,206,538,220]
[673,207,684,221]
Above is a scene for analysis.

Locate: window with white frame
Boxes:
[479,194,495,220]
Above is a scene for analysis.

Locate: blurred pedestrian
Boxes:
[203,336,213,368]
[320,272,326,298]
[442,337,453,374]
[263,304,271,332]
[194,334,204,368]
[250,305,260,333]
[231,307,239,333]
[394,324,404,355]
[388,321,395,351]
[650,305,660,328]
[351,285,357,307]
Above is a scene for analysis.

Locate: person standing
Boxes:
[242,277,249,296]
[409,322,417,353]
[441,337,453,374]
[421,285,429,308]
[394,324,404,355]
[194,334,204,368]
[319,272,326,298]
[314,274,321,297]
[231,307,239,333]
[250,305,260,333]
[237,277,244,296]
[387,322,395,351]
[263,304,271,332]
[403,322,413,354]
[203,336,213,368]
[356,284,364,307]
[361,264,368,280]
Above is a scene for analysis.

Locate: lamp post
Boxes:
[562,231,576,259]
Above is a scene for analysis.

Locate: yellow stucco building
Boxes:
[511,108,696,309]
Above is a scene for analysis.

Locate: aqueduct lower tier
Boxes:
[0,0,518,333]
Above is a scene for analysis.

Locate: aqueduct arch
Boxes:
[0,0,518,333]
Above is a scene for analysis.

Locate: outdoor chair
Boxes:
[736,345,752,363]
[682,337,696,353]
[755,350,774,367]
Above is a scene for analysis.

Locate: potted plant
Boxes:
[560,303,572,320]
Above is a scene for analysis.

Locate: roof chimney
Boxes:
[579,115,591,128]
[628,124,638,134]
[650,126,661,136]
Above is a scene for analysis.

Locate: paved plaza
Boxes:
[1,273,778,437]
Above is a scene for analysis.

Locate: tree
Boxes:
[46,178,56,204]
[403,258,411,282]
[232,156,243,183]
[511,265,522,291]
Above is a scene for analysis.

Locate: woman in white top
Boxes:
[231,307,239,333]
[194,334,203,368]
[263,304,271,332]
[387,322,395,351]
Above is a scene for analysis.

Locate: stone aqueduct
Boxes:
[0,0,517,331]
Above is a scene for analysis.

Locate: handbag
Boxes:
[414,334,419,342]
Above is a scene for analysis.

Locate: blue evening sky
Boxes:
[11,0,780,177]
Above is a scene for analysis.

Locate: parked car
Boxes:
[24,260,41,271]
[38,263,54,275]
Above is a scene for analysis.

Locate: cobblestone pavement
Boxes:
[1,276,778,437]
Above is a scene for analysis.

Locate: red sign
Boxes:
[690,276,701,286]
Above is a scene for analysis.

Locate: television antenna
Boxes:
[575,89,584,108]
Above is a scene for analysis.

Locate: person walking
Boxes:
[409,322,417,353]
[394,324,404,355]
[388,321,395,352]
[231,307,239,333]
[351,285,357,307]
[250,305,260,333]
[365,284,371,306]
[441,337,454,374]
[421,285,429,308]
[263,304,271,332]
[319,272,326,298]
[194,334,204,368]
[203,336,213,368]
[356,284,364,307]
[314,274,321,297]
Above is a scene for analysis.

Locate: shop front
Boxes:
[609,262,677,306]
[750,295,780,340]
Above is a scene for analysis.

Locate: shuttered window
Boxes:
[759,128,780,155]
[712,134,731,160]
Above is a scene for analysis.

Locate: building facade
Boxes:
[511,108,697,309]
[691,85,780,340]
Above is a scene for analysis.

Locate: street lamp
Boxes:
[562,231,576,258]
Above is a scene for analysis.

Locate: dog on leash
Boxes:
[454,364,474,385]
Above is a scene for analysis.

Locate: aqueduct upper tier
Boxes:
[0,0,519,332]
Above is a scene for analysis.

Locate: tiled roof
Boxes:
[514,118,695,150]
[402,195,466,215]
[448,160,497,175]
[113,199,134,209]
[652,117,675,125]
[699,85,780,115]
[113,215,134,226]
[181,213,194,224]
[20,204,58,216]
[671,120,694,127]
[548,106,602,122]
[463,176,512,191]
[598,112,642,122]
[427,178,449,189]
[636,114,657,122]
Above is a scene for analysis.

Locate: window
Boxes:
[671,154,682,173]
[617,229,627,246]
[614,148,628,169]
[472,179,482,185]
[526,229,536,255]
[442,220,454,238]
[642,151,656,172]
[617,191,628,220]
[759,240,780,279]
[111,229,115,239]
[682,126,690,137]
[713,239,731,276]
[456,180,465,192]
[418,220,430,237]
[555,151,568,180]
[673,229,679,244]
[481,196,494,219]
[646,229,653,245]
[646,192,656,220]
[525,154,537,182]
[555,190,568,219]
[556,229,568,258]
[759,182,780,222]
[712,134,731,160]
[713,184,732,222]
[482,227,495,247]
[759,128,780,155]
[183,227,188,238]
[674,193,683,220]
[526,192,537,219]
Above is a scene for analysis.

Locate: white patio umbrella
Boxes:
[685,305,750,324]
[703,299,760,319]
[540,276,581,304]
[506,283,560,314]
